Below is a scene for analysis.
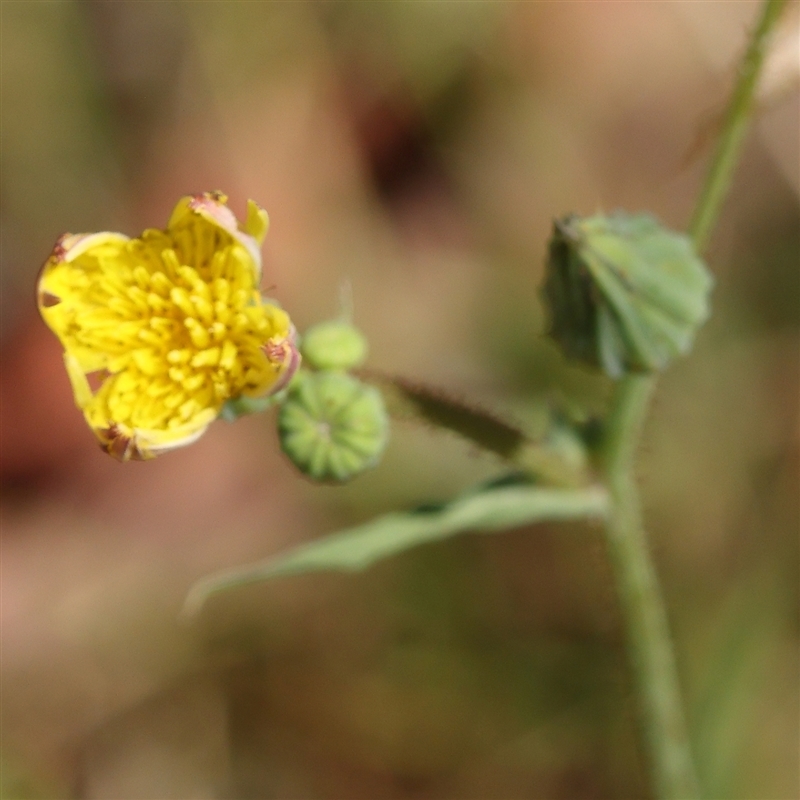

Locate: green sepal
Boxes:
[278,371,388,482]
[221,393,285,422]
[543,212,713,377]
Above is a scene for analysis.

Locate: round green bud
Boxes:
[300,320,368,371]
[543,212,713,378]
[278,371,388,482]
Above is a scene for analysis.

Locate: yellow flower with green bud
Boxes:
[37,192,299,460]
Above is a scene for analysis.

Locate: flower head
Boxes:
[38,192,299,460]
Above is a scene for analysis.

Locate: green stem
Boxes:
[604,375,698,800]
[602,2,786,798]
[362,371,590,487]
[689,0,787,252]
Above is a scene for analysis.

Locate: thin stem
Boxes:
[689,0,787,252]
[602,2,786,798]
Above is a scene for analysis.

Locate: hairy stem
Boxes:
[362,371,590,487]
[602,2,786,798]
[603,374,698,800]
[689,0,787,251]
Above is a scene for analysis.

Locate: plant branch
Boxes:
[361,370,590,487]
[602,2,786,798]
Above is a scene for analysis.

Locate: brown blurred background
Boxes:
[1,2,798,798]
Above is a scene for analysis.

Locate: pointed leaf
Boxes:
[182,481,609,617]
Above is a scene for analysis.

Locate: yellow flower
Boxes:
[38,191,299,461]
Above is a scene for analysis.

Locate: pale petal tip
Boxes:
[255,329,301,397]
[94,423,154,462]
[170,191,264,280]
[93,415,214,462]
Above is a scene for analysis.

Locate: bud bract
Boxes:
[301,320,368,371]
[278,371,388,482]
[543,212,713,378]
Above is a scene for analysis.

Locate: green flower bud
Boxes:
[278,371,388,482]
[301,320,368,371]
[543,212,713,378]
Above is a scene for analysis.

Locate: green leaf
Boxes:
[182,480,609,617]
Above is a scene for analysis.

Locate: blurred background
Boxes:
[1,2,798,798]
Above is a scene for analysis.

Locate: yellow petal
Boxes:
[37,232,130,309]
[64,353,95,410]
[167,192,263,282]
[60,232,131,264]
[91,410,215,461]
[244,199,270,245]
